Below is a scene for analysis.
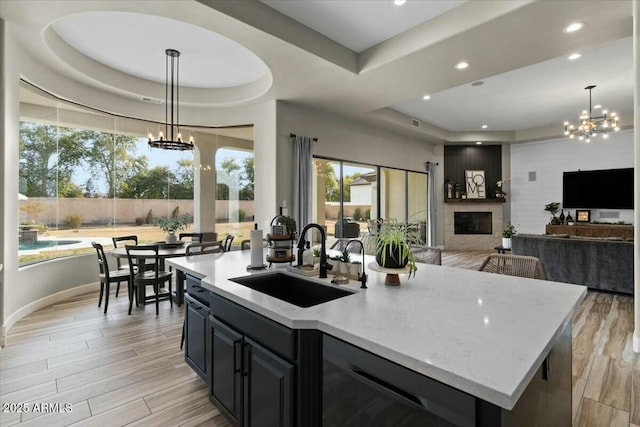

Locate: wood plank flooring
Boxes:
[0,250,637,426]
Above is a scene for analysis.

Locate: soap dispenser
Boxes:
[302,241,313,266]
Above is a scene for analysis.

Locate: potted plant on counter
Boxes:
[373,219,418,276]
[502,223,516,249]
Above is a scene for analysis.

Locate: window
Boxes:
[17,81,253,265]
[313,157,427,251]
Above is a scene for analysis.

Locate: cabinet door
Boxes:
[185,295,208,379]
[210,316,243,424]
[244,337,294,427]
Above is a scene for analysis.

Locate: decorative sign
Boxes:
[465,170,486,199]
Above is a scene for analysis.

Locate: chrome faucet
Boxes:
[346,239,367,288]
[297,223,328,278]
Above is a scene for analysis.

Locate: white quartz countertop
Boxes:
[167,249,586,410]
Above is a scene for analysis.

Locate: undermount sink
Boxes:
[230,272,355,308]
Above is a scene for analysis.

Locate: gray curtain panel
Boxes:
[426,162,437,246]
[293,136,313,231]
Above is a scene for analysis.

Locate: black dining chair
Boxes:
[125,244,173,315]
[179,232,203,243]
[112,235,138,270]
[92,242,131,313]
[223,234,235,252]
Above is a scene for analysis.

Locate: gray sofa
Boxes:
[512,234,633,295]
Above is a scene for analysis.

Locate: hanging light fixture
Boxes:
[148,49,194,150]
[564,85,620,142]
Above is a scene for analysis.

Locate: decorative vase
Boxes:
[502,237,512,249]
[165,230,177,244]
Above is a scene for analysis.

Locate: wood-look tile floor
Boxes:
[0,251,637,426]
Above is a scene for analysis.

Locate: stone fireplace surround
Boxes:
[444,201,503,250]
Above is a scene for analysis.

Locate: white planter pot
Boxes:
[502,237,511,249]
[165,231,177,244]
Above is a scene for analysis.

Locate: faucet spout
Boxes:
[346,239,367,289]
[298,223,328,278]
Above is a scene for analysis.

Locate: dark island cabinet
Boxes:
[184,293,208,380]
[208,294,314,427]
[210,316,243,424]
[243,337,294,427]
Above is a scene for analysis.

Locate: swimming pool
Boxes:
[18,240,82,251]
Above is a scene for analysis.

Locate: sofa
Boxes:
[512,234,633,294]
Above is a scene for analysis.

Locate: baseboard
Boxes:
[2,282,99,340]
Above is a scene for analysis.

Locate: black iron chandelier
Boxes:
[148,49,194,150]
[564,85,620,142]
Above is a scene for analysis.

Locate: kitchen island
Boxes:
[167,249,586,426]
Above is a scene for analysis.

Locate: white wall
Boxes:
[349,184,372,205]
[510,129,634,235]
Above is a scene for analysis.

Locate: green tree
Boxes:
[170,159,194,199]
[324,163,340,202]
[82,130,138,198]
[218,154,254,201]
[342,172,362,203]
[19,122,86,197]
[120,166,174,199]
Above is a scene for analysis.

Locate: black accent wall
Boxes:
[444,146,502,197]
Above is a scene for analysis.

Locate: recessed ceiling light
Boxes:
[455,61,469,70]
[481,125,488,129]
[594,104,602,109]
[568,53,582,60]
[476,141,483,145]
[394,0,407,5]
[422,94,431,100]
[563,22,584,33]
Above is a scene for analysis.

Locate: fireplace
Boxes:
[454,212,492,235]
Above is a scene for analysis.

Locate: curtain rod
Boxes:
[290,133,318,141]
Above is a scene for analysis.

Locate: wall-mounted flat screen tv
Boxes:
[562,168,634,209]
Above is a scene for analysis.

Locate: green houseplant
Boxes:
[275,215,297,238]
[373,219,419,275]
[544,202,561,225]
[154,214,192,243]
[502,223,516,249]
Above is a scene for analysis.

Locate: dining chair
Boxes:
[223,234,235,252]
[179,232,203,243]
[478,254,548,280]
[186,241,224,255]
[112,235,138,270]
[92,242,131,313]
[125,244,173,315]
[412,246,442,265]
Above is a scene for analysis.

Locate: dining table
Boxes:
[110,242,192,307]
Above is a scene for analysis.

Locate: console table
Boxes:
[512,234,633,295]
[545,224,633,240]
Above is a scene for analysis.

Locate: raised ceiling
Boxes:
[0,0,634,143]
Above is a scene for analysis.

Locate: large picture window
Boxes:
[17,81,253,265]
[312,157,428,251]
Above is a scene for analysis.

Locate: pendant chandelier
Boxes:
[148,49,194,150]
[564,85,620,142]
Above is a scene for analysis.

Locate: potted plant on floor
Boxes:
[502,223,516,249]
[373,219,419,276]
